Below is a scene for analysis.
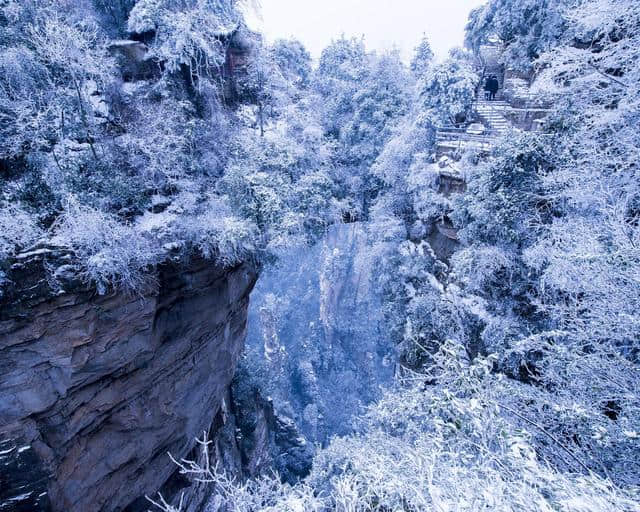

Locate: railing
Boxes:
[435,126,501,144]
[436,126,503,137]
[508,106,552,113]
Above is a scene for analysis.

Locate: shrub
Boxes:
[127,0,239,79]
[50,198,160,294]
[176,197,258,267]
[152,342,640,512]
[0,203,42,259]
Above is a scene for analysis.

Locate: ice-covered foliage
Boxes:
[4,0,640,508]
[465,0,570,70]
[0,0,342,292]
[340,50,409,169]
[271,38,312,88]
[420,53,479,125]
[306,341,639,511]
[50,199,160,294]
[153,342,640,512]
[313,39,410,217]
[453,132,553,248]
[445,0,640,489]
[523,0,640,352]
[0,4,114,161]
[148,433,324,512]
[127,0,240,75]
[148,0,640,507]
[371,113,435,204]
[219,103,341,251]
[0,203,43,259]
[410,35,434,78]
[175,197,257,266]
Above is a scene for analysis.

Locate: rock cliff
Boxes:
[0,249,257,512]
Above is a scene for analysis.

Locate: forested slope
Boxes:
[0,0,342,296]
[1,0,639,511]
[152,0,640,510]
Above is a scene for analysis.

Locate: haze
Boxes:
[248,0,486,61]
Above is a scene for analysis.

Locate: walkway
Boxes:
[475,99,510,135]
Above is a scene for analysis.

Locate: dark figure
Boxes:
[483,77,492,100]
[488,75,499,100]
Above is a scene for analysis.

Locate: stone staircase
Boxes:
[435,100,510,155]
[435,84,547,156]
[475,99,511,135]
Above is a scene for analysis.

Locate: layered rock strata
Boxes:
[0,250,256,512]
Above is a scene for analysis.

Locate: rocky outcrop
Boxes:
[107,40,161,82]
[0,250,257,512]
[230,370,314,484]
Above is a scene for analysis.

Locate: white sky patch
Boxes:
[245,0,486,62]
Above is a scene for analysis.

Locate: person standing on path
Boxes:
[488,75,499,100]
[484,76,492,99]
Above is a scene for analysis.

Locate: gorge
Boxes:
[1,0,640,511]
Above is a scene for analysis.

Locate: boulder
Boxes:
[107,40,149,63]
[107,40,159,82]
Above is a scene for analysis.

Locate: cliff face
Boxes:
[0,250,257,512]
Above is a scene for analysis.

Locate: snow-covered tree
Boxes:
[313,40,410,218]
[313,36,369,139]
[465,0,570,70]
[127,0,242,78]
[410,34,434,78]
[420,52,479,125]
[271,38,312,88]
